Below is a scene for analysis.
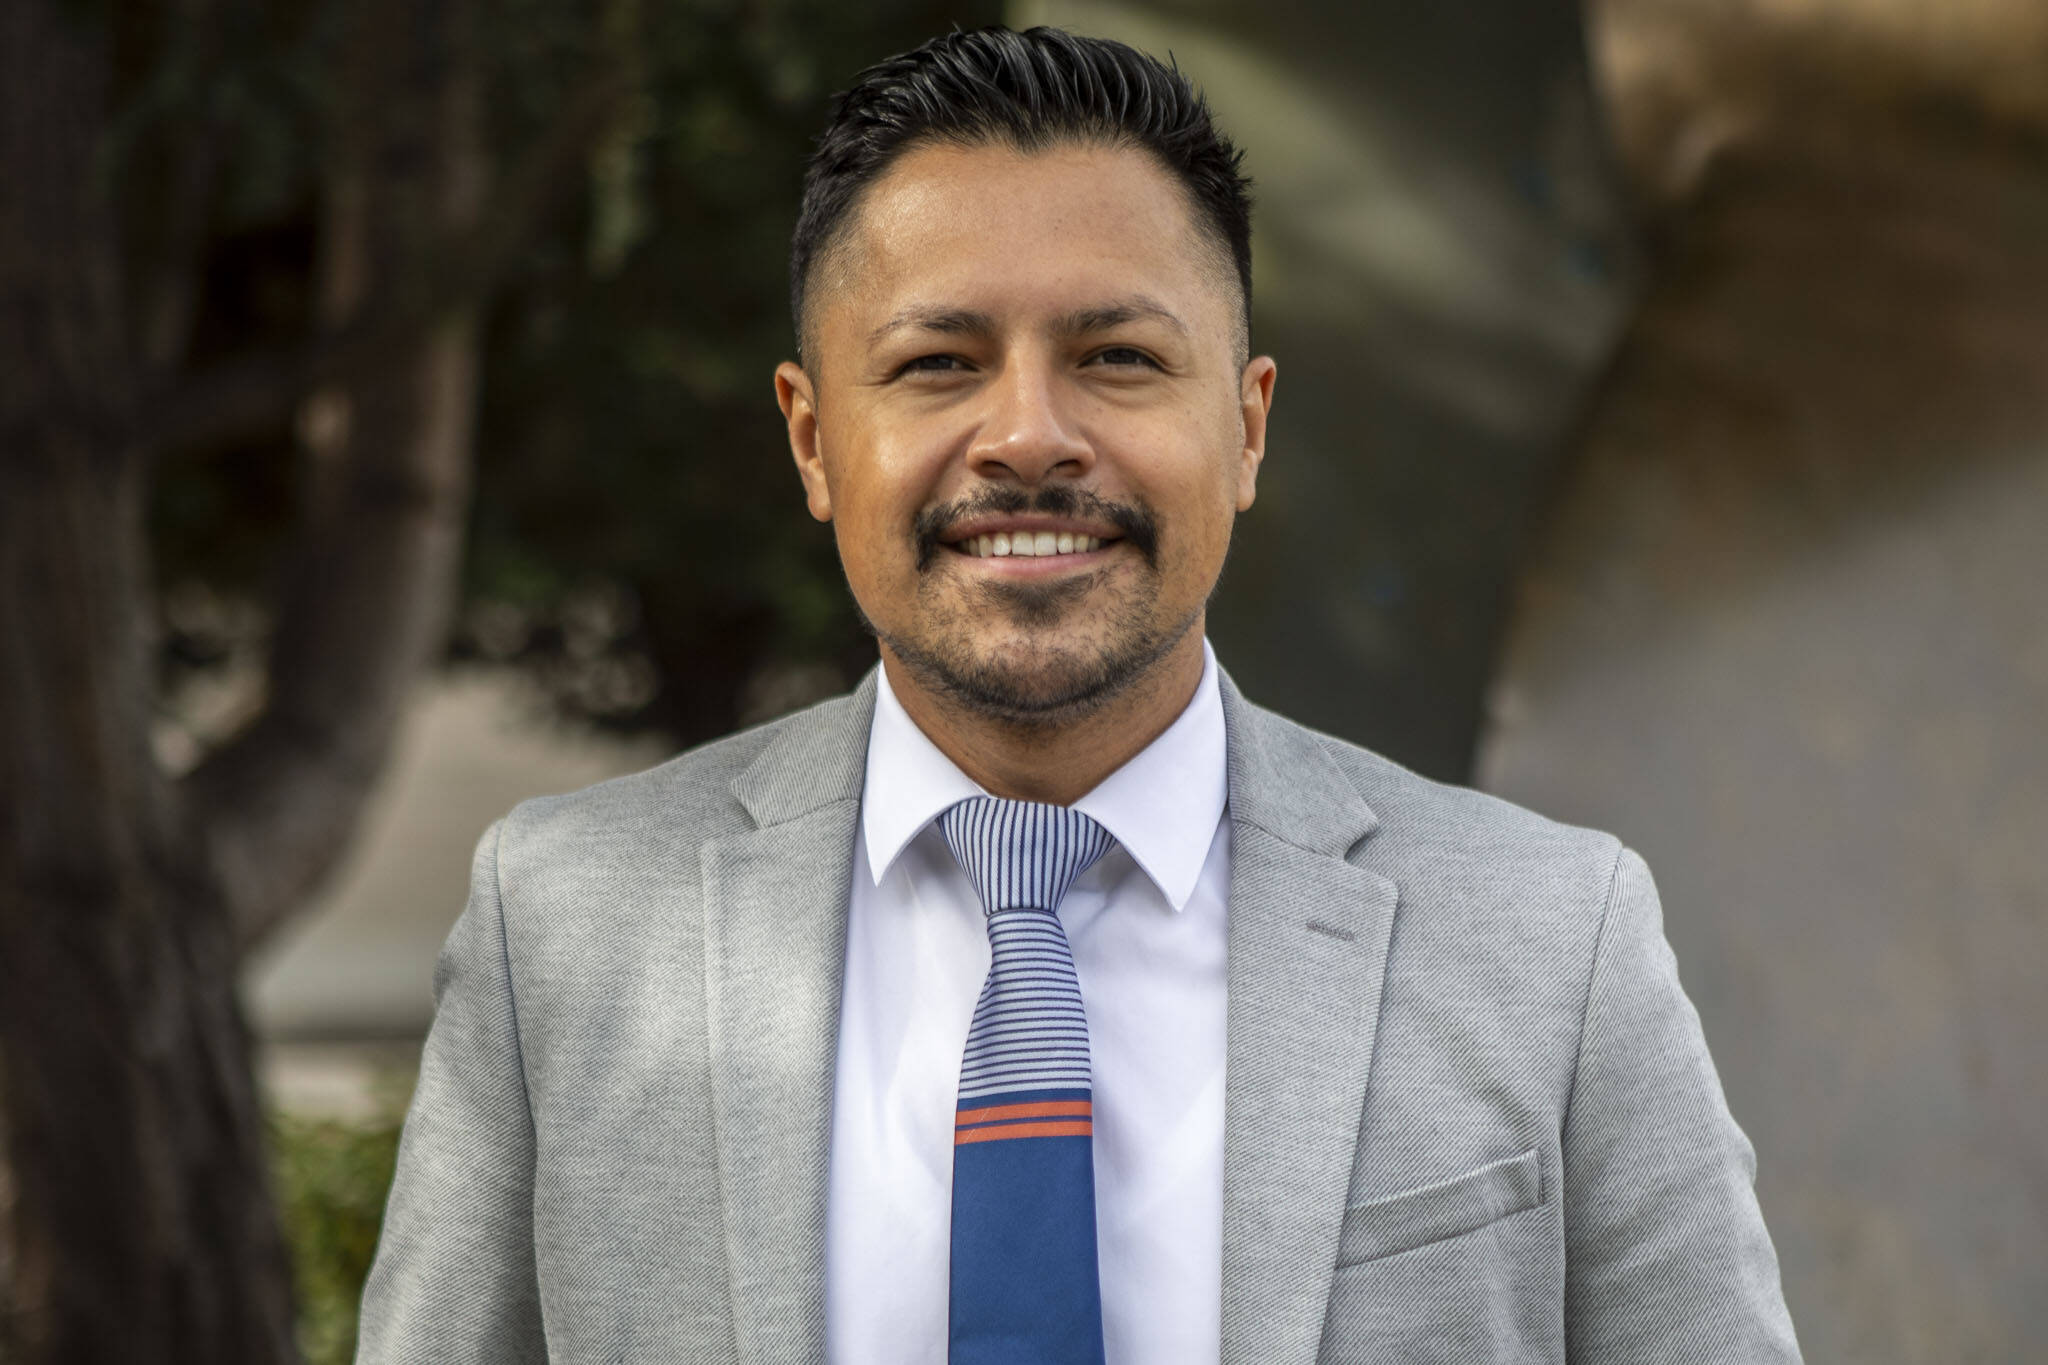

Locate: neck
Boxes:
[881,628,1207,807]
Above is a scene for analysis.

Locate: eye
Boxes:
[1087,345,1160,369]
[895,353,970,378]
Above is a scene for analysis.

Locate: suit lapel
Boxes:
[698,669,1395,1363]
[702,675,875,1364]
[1217,676,1400,1365]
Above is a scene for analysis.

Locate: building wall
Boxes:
[1017,0,1637,778]
[1479,86,2048,1359]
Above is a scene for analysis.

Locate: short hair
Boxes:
[790,25,1253,362]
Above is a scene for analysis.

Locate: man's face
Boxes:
[777,140,1274,723]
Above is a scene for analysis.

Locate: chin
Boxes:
[884,614,1197,729]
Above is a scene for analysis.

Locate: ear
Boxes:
[1235,355,1277,511]
[776,361,832,522]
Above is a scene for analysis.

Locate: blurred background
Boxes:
[2,0,2043,1361]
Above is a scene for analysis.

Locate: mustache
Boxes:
[913,486,1159,571]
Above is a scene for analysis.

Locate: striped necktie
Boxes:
[938,797,1115,1365]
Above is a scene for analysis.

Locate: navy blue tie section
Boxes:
[938,797,1115,1365]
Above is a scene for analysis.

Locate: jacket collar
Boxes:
[727,661,1383,855]
[728,669,876,827]
[713,660,1395,1365]
[1217,666,1381,857]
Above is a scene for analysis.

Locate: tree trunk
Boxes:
[0,0,481,1357]
[0,0,613,1350]
[0,467,300,1365]
[0,7,299,1360]
[188,0,486,954]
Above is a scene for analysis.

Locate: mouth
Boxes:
[945,526,1120,561]
[914,488,1157,574]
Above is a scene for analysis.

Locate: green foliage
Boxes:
[463,0,999,744]
[144,0,1002,749]
[270,1091,410,1365]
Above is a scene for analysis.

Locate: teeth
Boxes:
[962,532,1109,558]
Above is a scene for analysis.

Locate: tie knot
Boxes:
[938,797,1114,915]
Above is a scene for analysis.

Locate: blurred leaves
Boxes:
[269,1095,407,1365]
[102,0,330,227]
[149,0,997,749]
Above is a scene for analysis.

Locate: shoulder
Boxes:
[1237,695,1627,921]
[489,683,869,887]
[1234,697,1634,1094]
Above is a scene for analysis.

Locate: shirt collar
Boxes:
[861,640,1227,912]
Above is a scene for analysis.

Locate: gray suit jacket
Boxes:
[357,670,1802,1363]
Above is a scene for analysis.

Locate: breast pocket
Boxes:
[1334,1148,1543,1267]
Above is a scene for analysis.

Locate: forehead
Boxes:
[814,140,1233,351]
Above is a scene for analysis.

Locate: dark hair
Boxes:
[790,25,1253,360]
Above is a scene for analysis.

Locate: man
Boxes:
[357,26,1802,1365]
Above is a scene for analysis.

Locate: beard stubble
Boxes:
[875,486,1200,728]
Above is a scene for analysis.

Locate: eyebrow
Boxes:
[865,294,1190,347]
[866,307,996,346]
[1055,297,1189,338]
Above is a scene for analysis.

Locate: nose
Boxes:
[963,358,1094,485]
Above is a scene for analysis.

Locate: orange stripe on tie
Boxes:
[955,1120,1093,1146]
[955,1100,1092,1127]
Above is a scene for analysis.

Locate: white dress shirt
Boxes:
[825,642,1231,1365]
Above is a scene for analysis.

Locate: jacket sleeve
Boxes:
[1561,846,1803,1363]
[355,819,548,1364]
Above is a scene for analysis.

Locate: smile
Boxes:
[953,531,1111,559]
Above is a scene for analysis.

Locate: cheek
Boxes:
[832,500,905,592]
[1155,436,1244,549]
[1176,503,1236,576]
[822,417,949,531]
[819,462,936,608]
[816,435,894,544]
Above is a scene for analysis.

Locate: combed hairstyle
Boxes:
[789,25,1253,363]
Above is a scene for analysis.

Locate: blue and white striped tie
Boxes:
[938,797,1115,1365]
